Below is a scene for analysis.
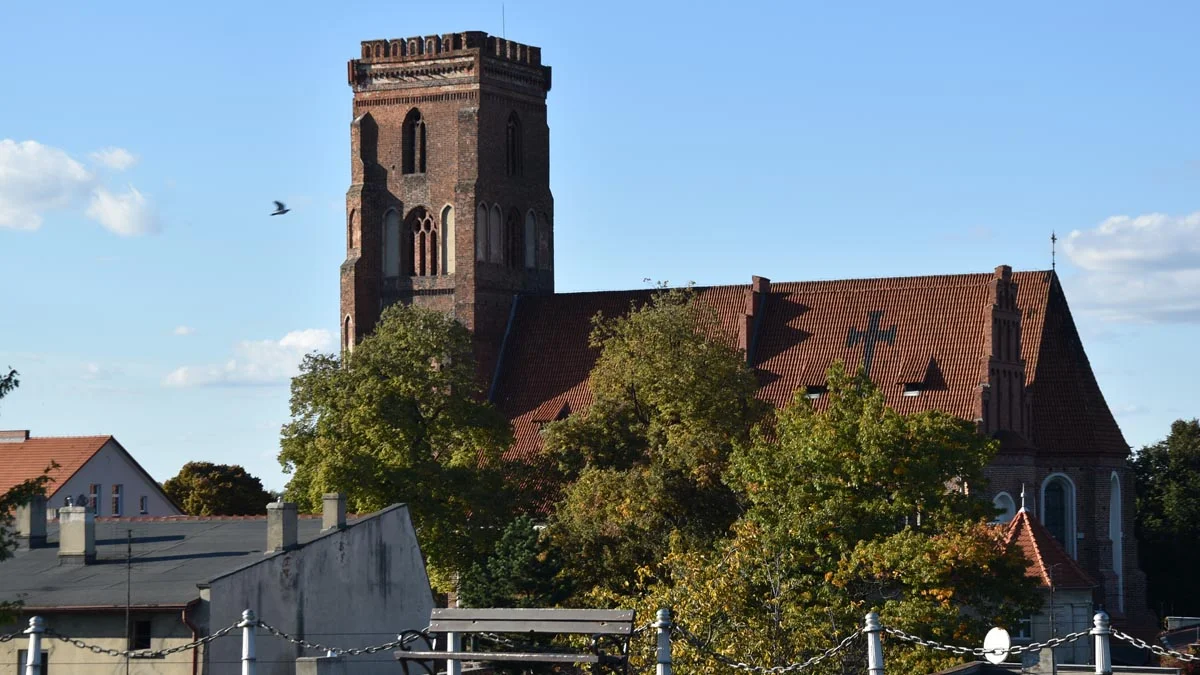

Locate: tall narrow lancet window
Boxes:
[476,203,489,262]
[402,108,426,174]
[524,211,537,269]
[1041,474,1076,557]
[406,207,438,276]
[505,209,523,269]
[489,205,503,264]
[383,209,401,277]
[441,206,455,274]
[505,112,523,176]
[343,316,353,353]
[1110,472,1124,610]
[347,209,357,250]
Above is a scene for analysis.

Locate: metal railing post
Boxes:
[24,616,44,675]
[865,612,884,675]
[654,608,673,675]
[1092,610,1112,675]
[447,631,462,675]
[240,609,258,675]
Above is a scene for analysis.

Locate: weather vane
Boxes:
[1051,231,1057,270]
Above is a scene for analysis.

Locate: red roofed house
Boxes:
[0,430,180,518]
[339,31,1152,630]
[1005,502,1098,664]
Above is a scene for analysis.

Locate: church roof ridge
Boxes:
[539,268,1056,300]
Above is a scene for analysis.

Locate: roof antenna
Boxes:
[1051,231,1057,271]
[502,3,506,39]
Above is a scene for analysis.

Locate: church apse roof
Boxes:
[491,269,1128,470]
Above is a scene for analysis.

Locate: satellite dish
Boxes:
[983,627,1011,665]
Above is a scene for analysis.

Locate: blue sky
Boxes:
[1,1,1197,490]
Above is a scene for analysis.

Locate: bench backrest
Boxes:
[429,608,635,636]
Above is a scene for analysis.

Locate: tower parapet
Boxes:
[350,32,550,94]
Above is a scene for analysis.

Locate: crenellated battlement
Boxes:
[358,31,542,67]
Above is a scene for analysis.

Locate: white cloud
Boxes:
[1065,210,1200,323]
[0,139,158,235]
[0,139,94,230]
[86,185,161,236]
[89,147,137,171]
[173,325,196,336]
[81,363,116,380]
[163,329,334,387]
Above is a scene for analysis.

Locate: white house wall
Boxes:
[49,440,180,517]
[203,505,433,675]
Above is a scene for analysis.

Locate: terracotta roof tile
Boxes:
[0,434,111,497]
[492,269,1129,468]
[1004,508,1096,589]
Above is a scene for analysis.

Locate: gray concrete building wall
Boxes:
[202,504,432,675]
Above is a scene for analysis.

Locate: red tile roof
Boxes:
[492,269,1128,467]
[0,434,112,497]
[1004,507,1096,589]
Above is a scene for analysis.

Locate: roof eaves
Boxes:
[198,503,407,587]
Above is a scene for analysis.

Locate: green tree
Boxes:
[0,368,55,622]
[625,363,1040,675]
[162,462,275,516]
[278,304,513,590]
[459,516,571,608]
[1133,418,1200,618]
[542,287,767,596]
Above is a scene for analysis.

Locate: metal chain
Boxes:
[0,633,19,643]
[1113,629,1200,663]
[45,622,239,658]
[883,626,1089,657]
[258,620,431,656]
[631,621,655,637]
[672,622,861,674]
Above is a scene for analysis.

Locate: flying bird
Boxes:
[271,201,290,216]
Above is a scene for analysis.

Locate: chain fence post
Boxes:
[447,630,462,675]
[653,608,673,675]
[865,612,884,675]
[23,616,44,675]
[1091,610,1111,675]
[240,609,258,675]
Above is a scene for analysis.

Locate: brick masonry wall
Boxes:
[341,33,553,386]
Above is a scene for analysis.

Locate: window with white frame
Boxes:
[111,484,123,517]
[1041,474,1077,557]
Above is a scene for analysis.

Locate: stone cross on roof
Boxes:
[847,310,897,377]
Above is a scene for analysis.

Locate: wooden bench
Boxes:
[395,608,636,674]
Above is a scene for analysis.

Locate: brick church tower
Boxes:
[341,31,554,383]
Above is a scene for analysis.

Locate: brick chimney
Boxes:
[15,495,47,548]
[322,493,346,532]
[58,505,95,564]
[737,276,770,361]
[0,429,30,443]
[267,501,298,552]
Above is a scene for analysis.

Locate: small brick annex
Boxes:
[339,31,1153,631]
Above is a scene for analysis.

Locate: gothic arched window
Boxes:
[406,207,438,276]
[505,208,523,269]
[347,209,357,250]
[1041,474,1076,557]
[382,209,401,277]
[476,203,489,262]
[402,109,426,174]
[524,211,537,269]
[343,315,353,353]
[506,112,523,176]
[992,492,1016,524]
[488,205,503,264]
[441,205,455,275]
